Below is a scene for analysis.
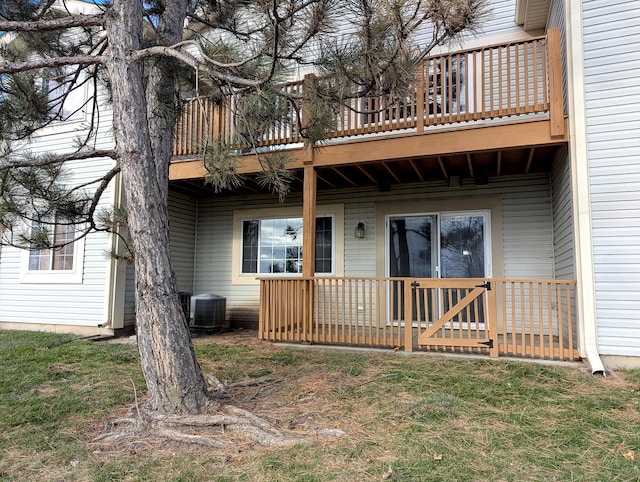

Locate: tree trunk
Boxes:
[105,0,209,415]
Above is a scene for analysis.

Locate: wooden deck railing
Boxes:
[493,278,578,361]
[172,31,562,157]
[258,277,579,362]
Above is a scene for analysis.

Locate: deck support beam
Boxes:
[302,165,317,337]
[302,165,316,278]
[169,119,568,181]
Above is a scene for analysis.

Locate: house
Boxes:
[1,0,639,370]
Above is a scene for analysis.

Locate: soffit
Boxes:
[516,0,552,32]
[169,144,564,198]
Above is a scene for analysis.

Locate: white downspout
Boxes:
[565,0,605,374]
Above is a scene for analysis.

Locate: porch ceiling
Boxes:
[169,143,564,198]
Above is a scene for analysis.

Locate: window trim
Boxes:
[20,222,86,284]
[385,209,492,279]
[32,68,91,138]
[240,214,335,276]
[232,204,344,285]
[375,197,503,281]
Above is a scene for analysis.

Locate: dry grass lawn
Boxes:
[1,329,639,481]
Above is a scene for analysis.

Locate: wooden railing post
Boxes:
[547,28,565,138]
[258,279,268,339]
[301,73,316,157]
[416,65,425,134]
[404,279,414,352]
[487,279,499,357]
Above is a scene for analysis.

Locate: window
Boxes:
[28,218,76,271]
[241,215,333,275]
[21,216,85,284]
[45,66,87,122]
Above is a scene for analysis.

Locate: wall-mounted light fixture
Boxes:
[448,175,461,189]
[355,222,366,239]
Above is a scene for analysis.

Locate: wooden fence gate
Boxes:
[412,278,498,357]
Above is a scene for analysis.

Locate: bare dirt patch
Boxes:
[88,329,352,456]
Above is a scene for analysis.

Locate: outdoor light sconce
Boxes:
[355,222,366,239]
[448,175,461,189]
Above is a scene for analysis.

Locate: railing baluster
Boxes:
[523,41,529,113]
[514,43,520,114]
[367,279,373,343]
[330,278,335,342]
[566,283,575,360]
[315,279,320,342]
[499,281,505,353]
[519,282,526,355]
[546,282,554,357]
[496,46,502,117]
[533,40,539,110]
[538,282,544,358]
[528,282,535,356]
[510,281,517,355]
[556,283,565,360]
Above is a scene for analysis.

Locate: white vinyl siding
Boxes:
[195,198,260,326]
[583,0,640,356]
[0,83,115,328]
[192,175,554,325]
[416,0,527,44]
[480,0,533,38]
[168,191,197,293]
[344,202,377,277]
[502,179,554,278]
[0,158,115,327]
[551,145,574,279]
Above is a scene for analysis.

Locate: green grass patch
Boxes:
[1,329,640,481]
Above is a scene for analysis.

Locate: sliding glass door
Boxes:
[388,212,489,279]
[387,211,490,324]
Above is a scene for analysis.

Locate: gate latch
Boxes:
[411,281,420,288]
[478,339,494,348]
[476,281,492,290]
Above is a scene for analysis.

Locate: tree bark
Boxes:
[104,0,208,415]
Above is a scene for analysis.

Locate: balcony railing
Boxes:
[258,277,579,362]
[172,31,563,158]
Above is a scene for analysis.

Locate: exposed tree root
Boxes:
[92,404,309,451]
[91,376,308,452]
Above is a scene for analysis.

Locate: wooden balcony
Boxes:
[258,277,579,362]
[171,29,565,182]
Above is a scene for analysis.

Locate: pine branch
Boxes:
[86,166,121,230]
[133,44,263,88]
[0,14,104,32]
[0,150,117,171]
[0,55,105,75]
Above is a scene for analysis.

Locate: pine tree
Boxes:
[0,0,487,447]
